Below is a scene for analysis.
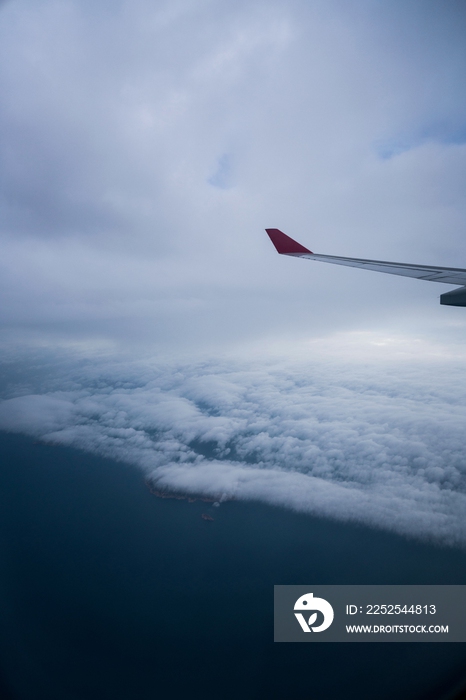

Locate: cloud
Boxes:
[1,346,466,546]
[1,3,465,547]
[0,0,465,352]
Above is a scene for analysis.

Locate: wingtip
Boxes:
[265,228,312,255]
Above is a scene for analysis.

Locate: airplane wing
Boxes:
[265,228,466,306]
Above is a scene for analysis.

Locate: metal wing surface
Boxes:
[265,228,466,306]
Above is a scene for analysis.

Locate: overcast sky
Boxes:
[1,0,466,353]
[1,1,466,546]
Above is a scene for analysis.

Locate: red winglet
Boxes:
[265,229,312,255]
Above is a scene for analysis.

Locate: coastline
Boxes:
[144,478,226,503]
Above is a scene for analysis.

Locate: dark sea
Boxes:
[1,431,466,700]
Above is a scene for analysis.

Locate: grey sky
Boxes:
[1,0,466,352]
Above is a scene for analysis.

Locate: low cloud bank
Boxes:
[1,353,466,546]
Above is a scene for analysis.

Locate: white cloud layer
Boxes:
[1,345,466,547]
